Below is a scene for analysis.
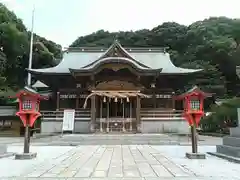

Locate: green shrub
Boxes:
[200,97,240,133]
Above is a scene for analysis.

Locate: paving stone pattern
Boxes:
[20,145,192,179]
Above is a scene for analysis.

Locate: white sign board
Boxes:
[62,109,75,131]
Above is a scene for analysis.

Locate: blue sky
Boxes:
[1,0,240,47]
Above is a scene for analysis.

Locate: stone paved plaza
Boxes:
[0,143,240,180]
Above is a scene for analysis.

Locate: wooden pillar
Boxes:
[153,88,157,108]
[100,97,103,132]
[136,95,141,133]
[106,100,109,132]
[122,100,125,132]
[90,75,96,133]
[76,94,79,109]
[56,91,60,111]
[90,95,96,132]
[130,100,132,131]
[151,81,157,108]
[172,92,175,110]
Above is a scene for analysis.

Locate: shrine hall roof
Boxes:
[27,41,202,75]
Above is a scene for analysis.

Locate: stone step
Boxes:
[0,145,7,154]
[230,127,240,137]
[216,145,240,158]
[60,137,174,141]
[49,140,179,145]
[223,136,240,147]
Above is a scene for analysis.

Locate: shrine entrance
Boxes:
[97,95,137,133]
[83,80,149,133]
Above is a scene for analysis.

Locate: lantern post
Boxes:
[10,87,47,160]
[175,86,212,159]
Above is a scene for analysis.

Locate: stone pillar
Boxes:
[237,108,240,127]
[136,96,141,133]
[90,95,96,132]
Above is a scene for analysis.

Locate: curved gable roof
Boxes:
[130,52,202,74]
[27,42,202,75]
[70,57,162,75]
[82,41,149,69]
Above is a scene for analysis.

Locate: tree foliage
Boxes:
[2,2,240,101]
[201,98,240,133]
[71,17,240,98]
[0,3,62,91]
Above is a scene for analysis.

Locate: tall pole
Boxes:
[191,114,198,153]
[25,5,35,154]
[24,117,30,153]
[27,5,35,86]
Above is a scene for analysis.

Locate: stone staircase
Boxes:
[208,108,240,162]
[44,134,183,145]
[209,126,240,162]
[216,127,240,158]
[0,145,6,154]
[0,145,13,158]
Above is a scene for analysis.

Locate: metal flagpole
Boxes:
[27,5,35,86]
[25,4,35,153]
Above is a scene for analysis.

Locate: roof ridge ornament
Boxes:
[113,35,119,44]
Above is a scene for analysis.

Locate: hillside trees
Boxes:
[71,17,240,98]
[0,3,62,91]
[1,1,240,99]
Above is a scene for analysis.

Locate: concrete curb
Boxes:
[32,133,60,139]
[207,152,240,164]
[0,153,15,159]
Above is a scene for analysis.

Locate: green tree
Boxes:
[0,3,62,89]
[0,3,63,100]
[70,17,240,98]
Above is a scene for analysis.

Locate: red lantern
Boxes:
[175,86,212,127]
[10,87,48,127]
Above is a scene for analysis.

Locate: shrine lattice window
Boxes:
[23,100,32,110]
[190,100,200,110]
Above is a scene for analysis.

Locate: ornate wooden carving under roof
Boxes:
[91,80,143,91]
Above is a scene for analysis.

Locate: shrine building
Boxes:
[27,41,202,134]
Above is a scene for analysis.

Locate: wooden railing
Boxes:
[41,108,184,121]
[41,109,91,120]
[140,108,184,120]
[0,106,16,116]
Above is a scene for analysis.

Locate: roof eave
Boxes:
[69,58,163,76]
[26,68,70,76]
[160,69,203,75]
[70,67,163,72]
